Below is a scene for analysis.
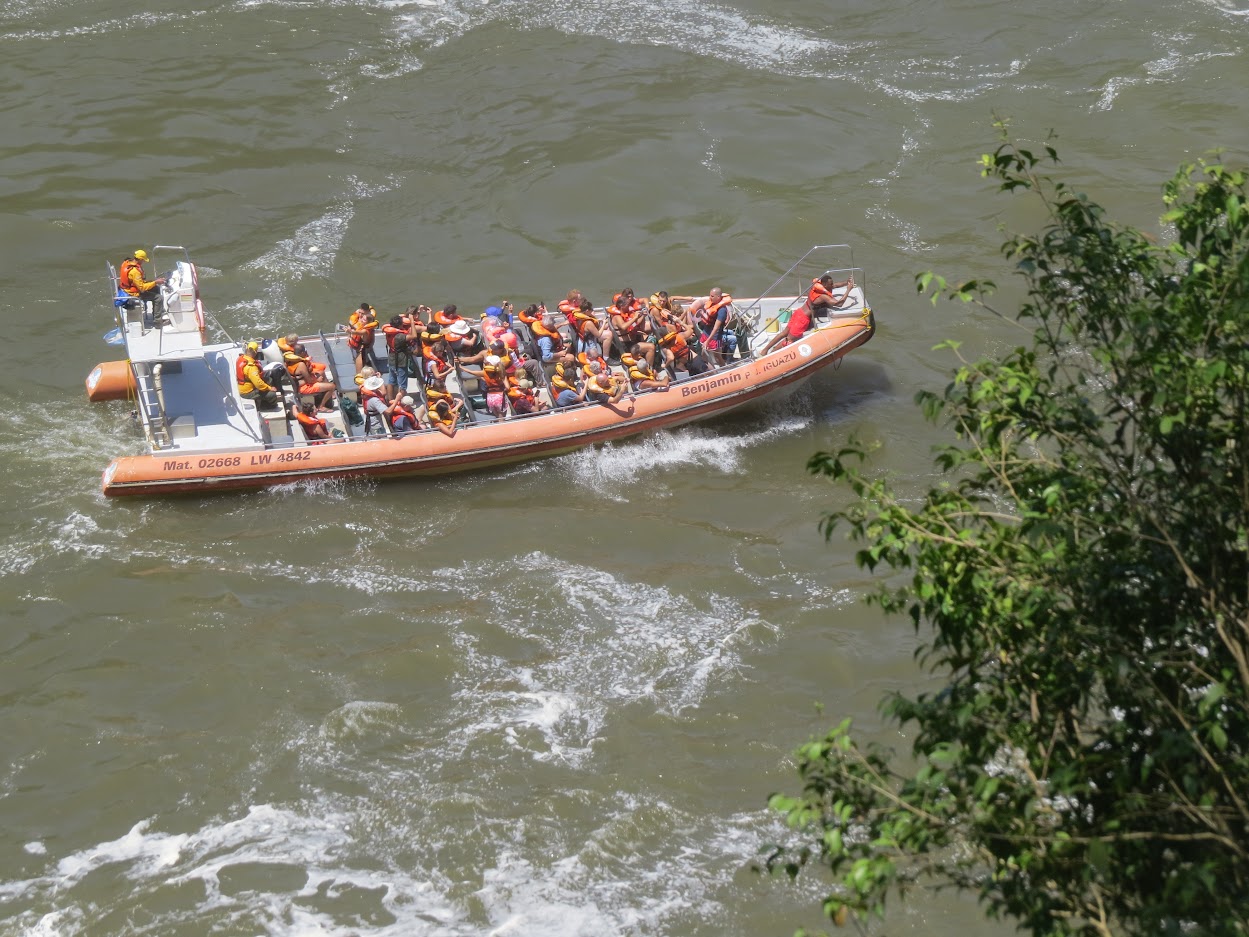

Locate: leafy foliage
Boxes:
[767,130,1249,936]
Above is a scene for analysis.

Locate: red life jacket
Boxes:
[235,354,249,385]
[382,323,406,352]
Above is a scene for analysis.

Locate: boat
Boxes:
[86,245,876,497]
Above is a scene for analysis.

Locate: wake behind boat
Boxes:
[86,246,876,497]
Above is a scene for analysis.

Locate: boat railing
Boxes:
[732,244,866,329]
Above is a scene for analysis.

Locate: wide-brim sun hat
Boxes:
[450,320,471,336]
[363,376,385,391]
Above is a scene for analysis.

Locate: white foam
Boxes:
[384,0,863,78]
[319,700,405,741]
[246,206,353,282]
[1091,41,1237,111]
[55,818,188,884]
[556,406,814,494]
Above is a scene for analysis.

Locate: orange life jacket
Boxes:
[480,369,506,393]
[235,354,250,386]
[282,351,303,378]
[295,410,328,443]
[558,299,579,320]
[807,280,832,308]
[517,307,541,325]
[349,310,377,348]
[577,352,608,377]
[629,361,656,382]
[361,387,385,408]
[118,258,144,295]
[507,382,534,402]
[658,330,690,359]
[569,309,598,338]
[390,402,416,427]
[697,294,733,327]
[435,309,460,327]
[532,320,565,352]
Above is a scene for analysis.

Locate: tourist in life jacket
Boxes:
[434,303,462,328]
[656,319,708,377]
[285,341,336,411]
[685,288,738,366]
[625,343,669,390]
[382,314,411,357]
[506,377,546,415]
[805,273,856,314]
[611,292,650,349]
[533,314,566,364]
[295,401,331,443]
[446,319,485,362]
[488,337,544,387]
[577,341,611,381]
[358,373,390,436]
[584,367,633,415]
[423,341,453,385]
[118,249,166,303]
[390,395,421,435]
[550,353,584,408]
[516,302,544,326]
[236,341,279,409]
[429,396,463,437]
[389,334,418,398]
[461,354,509,417]
[558,289,583,325]
[345,302,379,372]
[419,320,446,363]
[424,376,454,412]
[578,298,616,360]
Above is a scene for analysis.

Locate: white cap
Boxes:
[401,395,415,406]
[485,354,501,367]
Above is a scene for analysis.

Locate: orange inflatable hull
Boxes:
[102,317,873,497]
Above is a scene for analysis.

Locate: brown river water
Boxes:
[1,0,1247,933]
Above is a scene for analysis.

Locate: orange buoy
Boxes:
[86,360,135,402]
